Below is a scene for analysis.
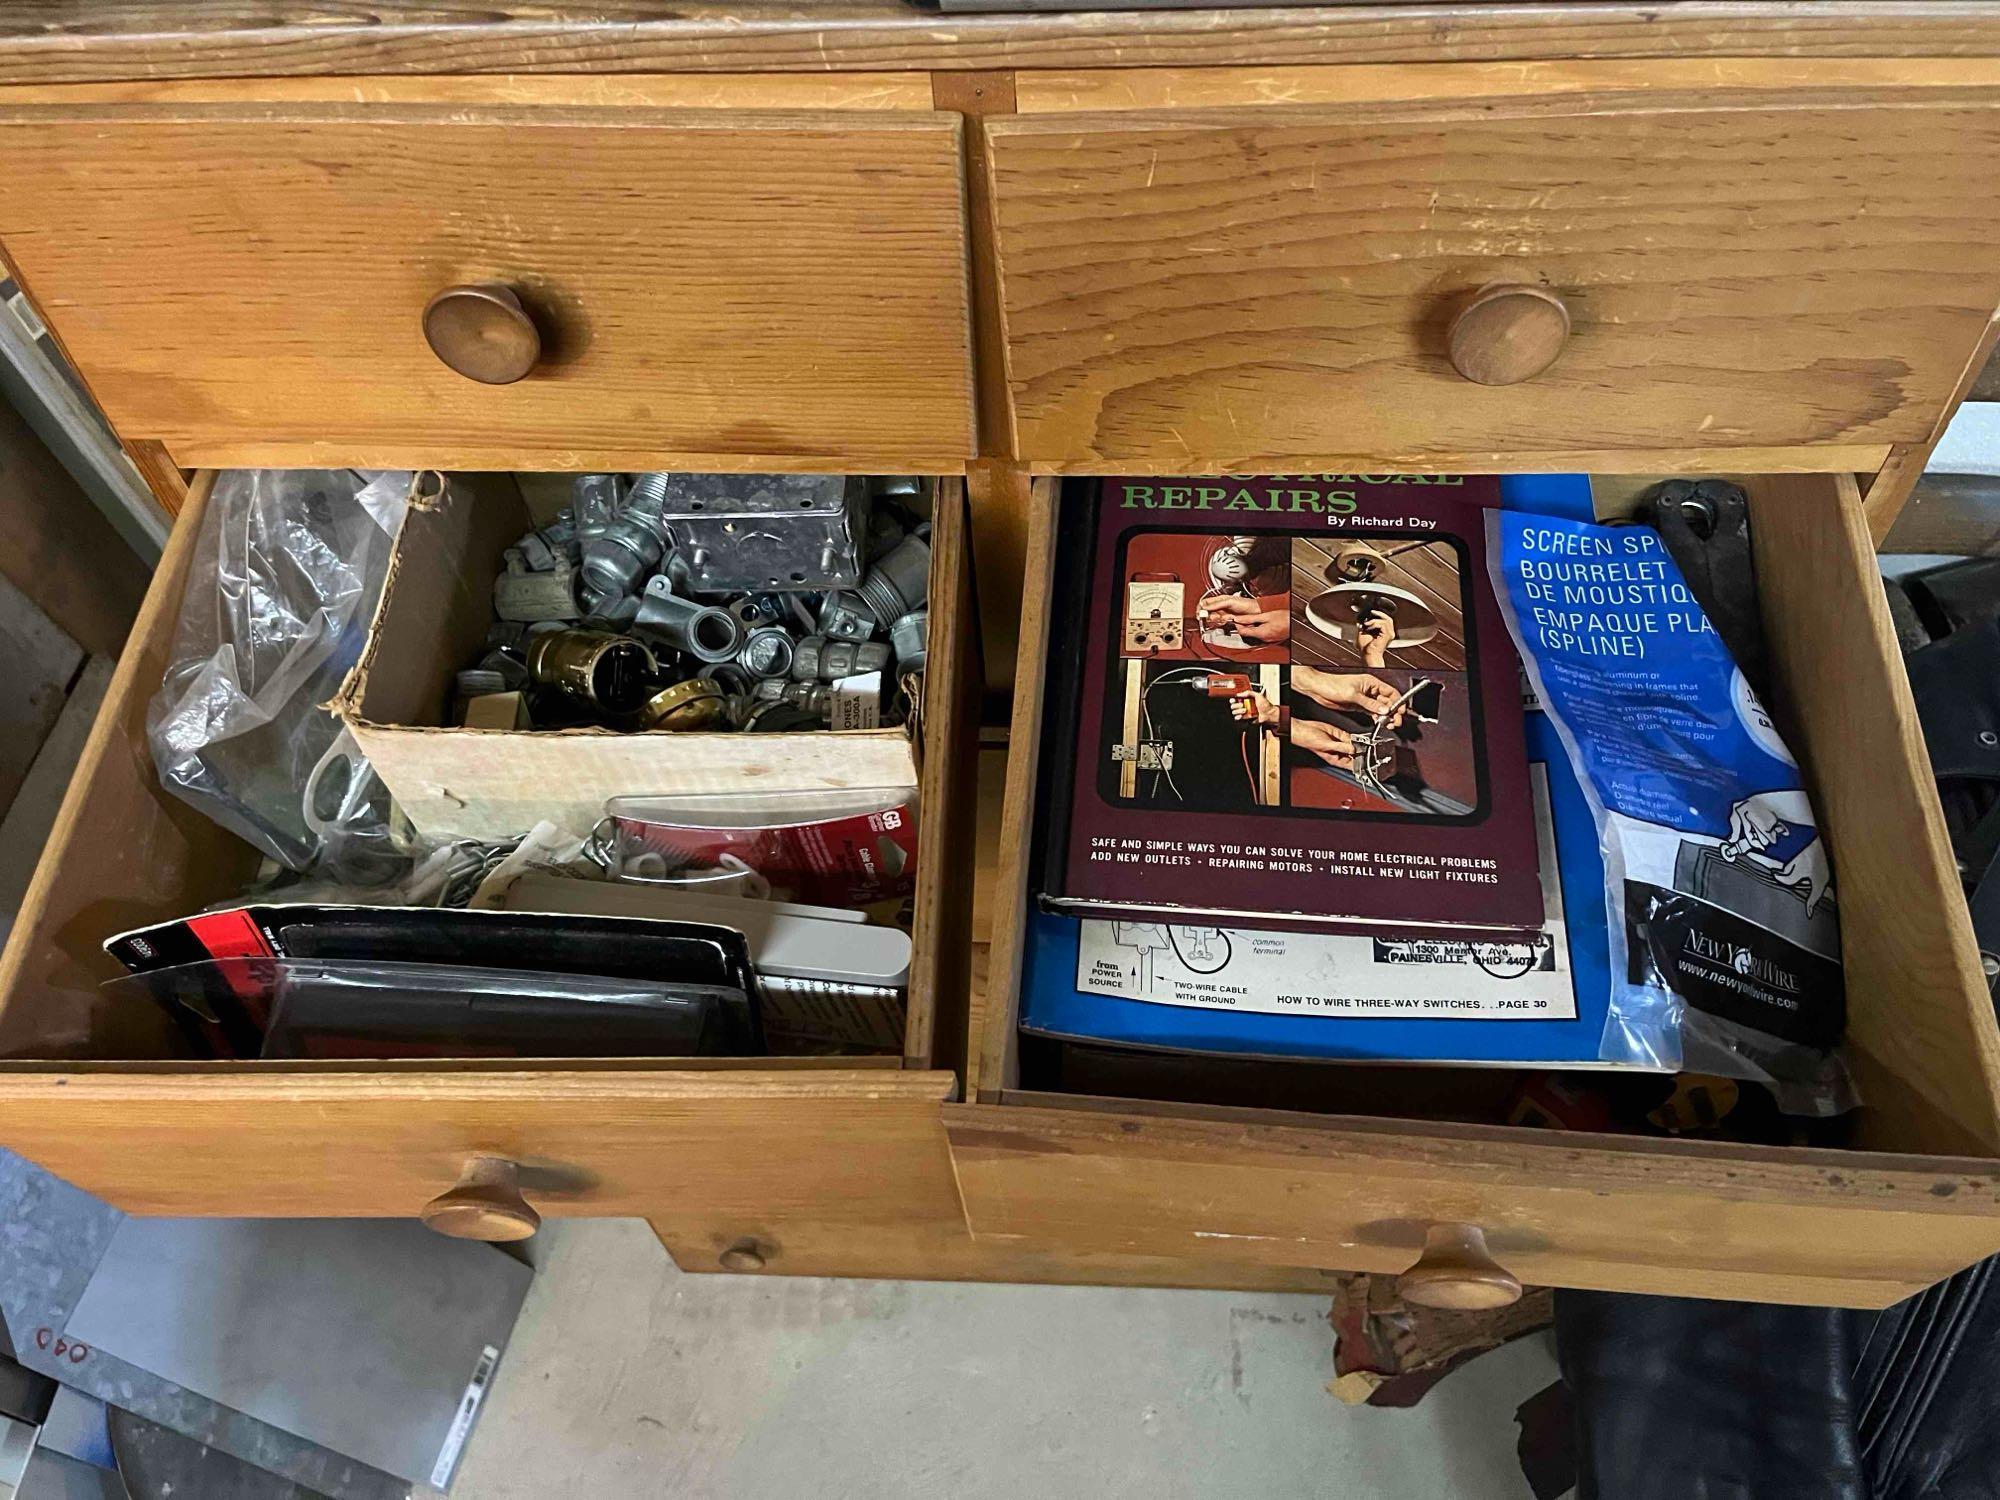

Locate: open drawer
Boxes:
[0,472,982,1264]
[954,472,2000,1308]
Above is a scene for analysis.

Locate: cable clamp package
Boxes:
[1487,508,1853,1113]
[598,787,918,908]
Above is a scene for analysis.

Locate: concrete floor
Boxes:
[443,1221,1557,1500]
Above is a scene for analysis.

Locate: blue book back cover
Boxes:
[1019,474,1620,1066]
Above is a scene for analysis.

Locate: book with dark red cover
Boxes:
[1039,475,1543,933]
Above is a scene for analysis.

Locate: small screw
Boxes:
[1981,731,1998,747]
[1984,953,2000,981]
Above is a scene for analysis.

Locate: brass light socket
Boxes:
[525,628,659,715]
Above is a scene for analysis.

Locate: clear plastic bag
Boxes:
[147,470,410,871]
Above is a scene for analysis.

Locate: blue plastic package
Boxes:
[1487,505,1853,1112]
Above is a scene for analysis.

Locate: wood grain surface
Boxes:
[1017,56,2000,111]
[120,439,190,518]
[0,1068,963,1227]
[904,479,982,1074]
[0,72,939,108]
[965,459,1034,708]
[652,1214,1339,1290]
[988,85,2000,467]
[930,70,1019,460]
[972,478,1060,1100]
[1022,443,1895,478]
[3,5,2000,82]
[0,101,974,470]
[1862,312,2000,543]
[945,1101,1988,1307]
[1748,473,2000,1156]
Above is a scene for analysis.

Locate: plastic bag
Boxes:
[147,470,410,871]
[1487,505,1855,1115]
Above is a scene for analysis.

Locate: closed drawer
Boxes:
[986,66,2000,469]
[0,87,975,471]
[958,472,2000,1308]
[0,470,982,1251]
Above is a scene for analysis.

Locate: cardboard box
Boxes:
[333,475,922,843]
[461,691,532,730]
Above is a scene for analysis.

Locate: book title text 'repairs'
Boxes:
[1117,476,1468,513]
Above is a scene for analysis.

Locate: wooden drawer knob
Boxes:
[718,1238,773,1273]
[1396,1223,1522,1310]
[423,283,542,385]
[1446,284,1570,386]
[420,1157,542,1242]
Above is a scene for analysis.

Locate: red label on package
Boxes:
[615,801,918,908]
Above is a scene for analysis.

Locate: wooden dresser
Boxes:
[1,2,1999,1308]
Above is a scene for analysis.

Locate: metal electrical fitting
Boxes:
[738,626,796,680]
[580,478,670,600]
[631,677,728,732]
[865,508,906,561]
[791,635,889,682]
[742,700,822,733]
[853,533,931,626]
[494,564,581,623]
[632,576,746,664]
[890,610,929,672]
[514,530,560,573]
[539,511,580,562]
[526,628,659,715]
[572,473,629,538]
[584,591,642,629]
[648,473,871,592]
[784,682,835,717]
[815,591,876,643]
[728,593,791,628]
[749,681,835,718]
[704,662,752,697]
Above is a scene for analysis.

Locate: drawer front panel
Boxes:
[946,1103,2000,1307]
[0,102,975,469]
[988,90,2000,467]
[651,1214,1337,1290]
[0,1071,960,1225]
